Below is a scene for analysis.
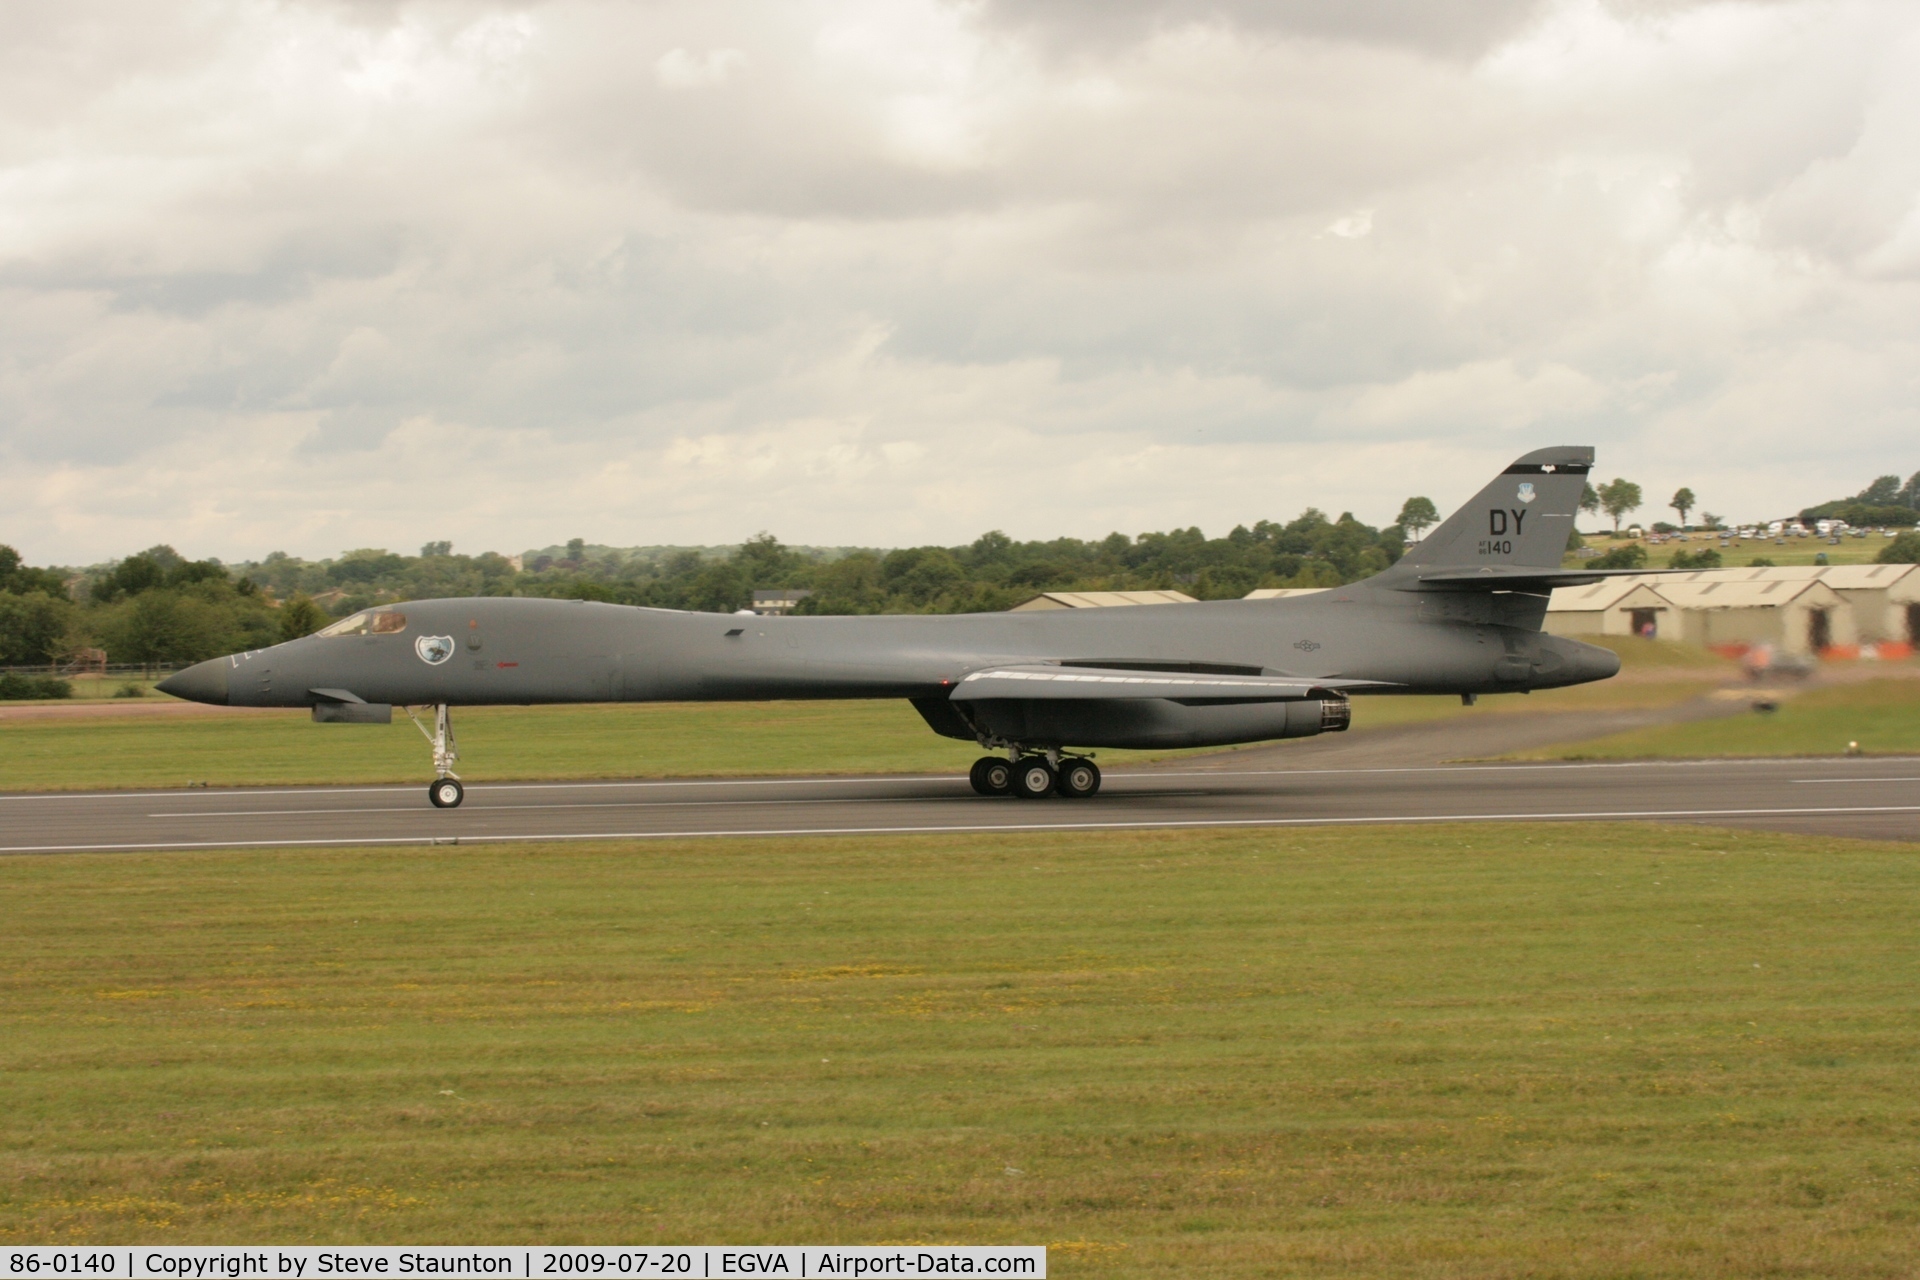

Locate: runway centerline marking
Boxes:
[1793,777,1920,784]
[9,754,1920,804]
[8,803,1919,855]
[146,795,964,818]
[141,791,1215,819]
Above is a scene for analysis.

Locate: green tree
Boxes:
[1580,482,1600,520]
[0,545,68,596]
[1877,531,1920,564]
[1669,487,1695,528]
[420,541,452,558]
[103,590,229,669]
[1859,475,1901,506]
[1596,478,1643,533]
[1669,547,1722,569]
[881,547,967,608]
[91,553,166,602]
[1586,542,1648,570]
[1395,496,1440,541]
[0,591,78,665]
[737,532,800,584]
[278,592,329,642]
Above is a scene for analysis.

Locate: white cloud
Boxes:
[1,0,1918,564]
[655,47,748,89]
[1326,210,1374,239]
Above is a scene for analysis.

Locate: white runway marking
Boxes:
[9,754,1919,805]
[145,794,966,818]
[7,803,1918,855]
[1793,777,1920,784]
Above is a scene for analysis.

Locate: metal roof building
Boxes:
[1543,578,1676,639]
[1621,564,1920,646]
[1628,576,1857,654]
[1009,589,1198,612]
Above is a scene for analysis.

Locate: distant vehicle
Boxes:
[162,447,1628,807]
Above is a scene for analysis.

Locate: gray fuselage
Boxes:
[163,578,1618,751]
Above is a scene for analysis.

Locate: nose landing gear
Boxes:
[407,703,464,808]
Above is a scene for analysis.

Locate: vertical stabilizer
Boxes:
[1396,446,1593,571]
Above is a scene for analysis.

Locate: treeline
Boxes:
[1799,471,1920,527]
[551,511,1404,614]
[0,507,1408,668]
[0,544,285,672]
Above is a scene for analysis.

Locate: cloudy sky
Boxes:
[3,0,1917,564]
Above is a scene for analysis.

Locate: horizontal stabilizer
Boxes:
[1407,567,1693,593]
[951,664,1394,702]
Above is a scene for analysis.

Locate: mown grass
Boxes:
[1534,677,1920,759]
[1567,532,1902,569]
[4,824,1920,1275]
[0,700,994,791]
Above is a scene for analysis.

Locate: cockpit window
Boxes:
[315,610,408,637]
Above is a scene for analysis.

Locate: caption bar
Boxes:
[4,1249,1043,1280]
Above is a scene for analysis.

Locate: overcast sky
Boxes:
[4,0,1917,564]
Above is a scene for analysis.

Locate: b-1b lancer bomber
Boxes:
[161,447,1627,807]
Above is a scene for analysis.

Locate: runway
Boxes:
[4,755,1918,853]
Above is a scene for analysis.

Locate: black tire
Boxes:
[1011,756,1056,799]
[970,756,1013,796]
[429,778,464,809]
[1057,757,1101,798]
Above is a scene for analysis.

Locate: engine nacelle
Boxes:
[959,696,1349,751]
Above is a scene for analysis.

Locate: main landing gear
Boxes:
[407,703,464,808]
[969,750,1101,799]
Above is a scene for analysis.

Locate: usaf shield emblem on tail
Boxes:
[415,635,455,665]
[1516,482,1536,504]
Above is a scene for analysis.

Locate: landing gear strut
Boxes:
[407,703,464,808]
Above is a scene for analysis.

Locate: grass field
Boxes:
[0,700,995,791]
[1533,677,1920,759]
[1568,531,1906,570]
[5,823,1919,1274]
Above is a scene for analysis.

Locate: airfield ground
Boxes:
[5,641,1918,1272]
[1568,530,1905,569]
[1522,676,1920,760]
[6,822,1920,1276]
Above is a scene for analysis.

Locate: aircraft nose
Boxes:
[157,658,229,706]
